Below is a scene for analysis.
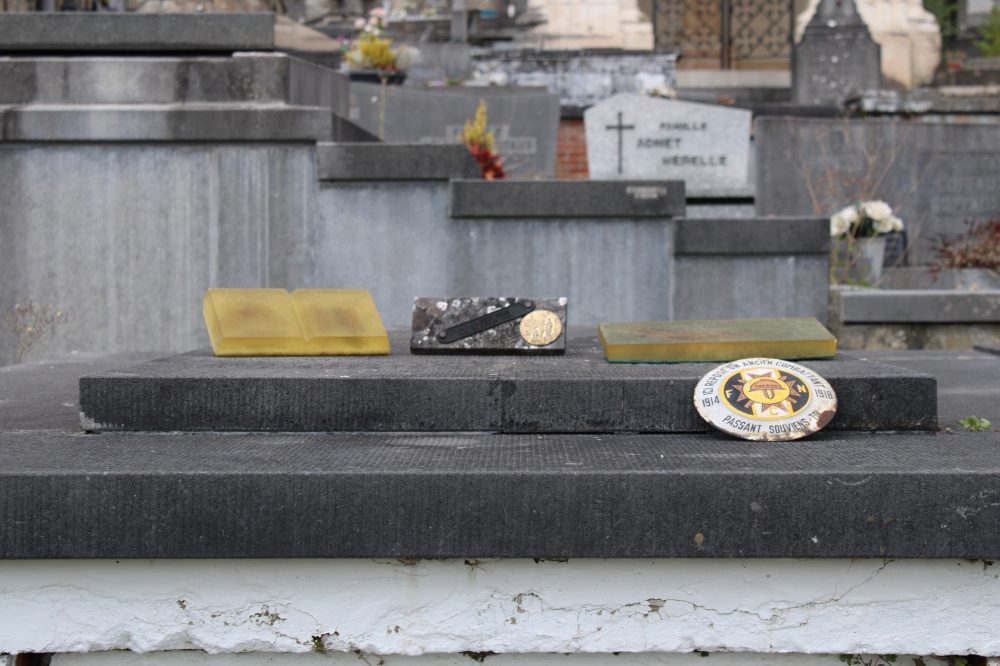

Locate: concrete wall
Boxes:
[472,50,677,109]
[0,143,317,361]
[1,558,999,655]
[674,256,829,322]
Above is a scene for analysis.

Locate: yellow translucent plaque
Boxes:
[204,288,390,356]
[598,318,837,363]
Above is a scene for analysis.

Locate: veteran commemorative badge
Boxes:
[694,358,838,441]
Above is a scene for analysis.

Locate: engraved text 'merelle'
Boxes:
[662,155,728,167]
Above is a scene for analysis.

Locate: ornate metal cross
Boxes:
[605,111,635,175]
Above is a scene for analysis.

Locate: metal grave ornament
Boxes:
[519,309,563,347]
[411,297,567,354]
[694,358,837,441]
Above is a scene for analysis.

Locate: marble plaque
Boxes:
[584,94,752,189]
[410,297,567,354]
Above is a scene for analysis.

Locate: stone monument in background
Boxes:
[583,94,752,190]
[793,0,881,106]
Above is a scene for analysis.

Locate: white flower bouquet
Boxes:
[830,200,904,238]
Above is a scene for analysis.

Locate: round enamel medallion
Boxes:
[693,358,838,441]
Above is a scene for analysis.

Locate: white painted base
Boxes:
[50,653,931,666]
[1,559,998,656]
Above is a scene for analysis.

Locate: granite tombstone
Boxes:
[584,94,752,189]
[349,83,560,178]
[792,0,881,106]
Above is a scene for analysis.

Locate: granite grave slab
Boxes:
[348,83,560,178]
[584,94,752,188]
[1,348,986,560]
[78,331,937,433]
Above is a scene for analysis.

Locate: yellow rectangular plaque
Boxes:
[598,318,837,363]
[204,288,390,356]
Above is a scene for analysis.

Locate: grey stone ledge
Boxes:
[0,54,347,111]
[0,12,274,53]
[449,180,685,219]
[0,429,999,559]
[685,185,756,200]
[675,217,830,255]
[316,143,480,181]
[839,289,1000,324]
[79,331,937,433]
[0,104,332,142]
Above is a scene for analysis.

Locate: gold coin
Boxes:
[519,309,562,346]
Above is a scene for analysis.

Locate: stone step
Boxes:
[0,428,993,558]
[79,331,937,433]
[838,289,1000,324]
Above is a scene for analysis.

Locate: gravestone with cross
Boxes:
[606,111,635,175]
[584,94,752,189]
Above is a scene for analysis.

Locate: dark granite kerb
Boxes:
[78,332,937,433]
[1,430,998,559]
[449,180,685,218]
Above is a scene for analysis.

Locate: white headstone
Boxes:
[584,94,752,189]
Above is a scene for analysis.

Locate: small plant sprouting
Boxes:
[3,299,71,364]
[960,415,992,432]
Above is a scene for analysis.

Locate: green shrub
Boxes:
[976,5,1000,56]
[924,0,958,42]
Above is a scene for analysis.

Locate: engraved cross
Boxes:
[605,111,634,175]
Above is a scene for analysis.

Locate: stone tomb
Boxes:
[755,117,1000,265]
[584,94,752,189]
[348,83,560,178]
[0,12,349,365]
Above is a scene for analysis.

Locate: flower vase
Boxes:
[857,235,887,285]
